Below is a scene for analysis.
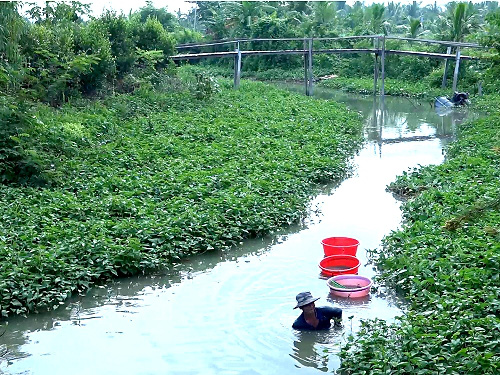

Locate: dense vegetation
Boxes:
[1,1,499,373]
[339,98,500,374]
[0,79,362,316]
[183,1,498,94]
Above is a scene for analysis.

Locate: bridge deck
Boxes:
[171,49,476,61]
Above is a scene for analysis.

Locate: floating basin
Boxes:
[327,275,372,298]
[319,255,360,277]
[321,237,359,256]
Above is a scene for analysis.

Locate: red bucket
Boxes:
[321,237,359,257]
[319,255,360,277]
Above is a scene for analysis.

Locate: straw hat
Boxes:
[294,291,320,309]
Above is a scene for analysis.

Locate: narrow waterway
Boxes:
[0,88,470,375]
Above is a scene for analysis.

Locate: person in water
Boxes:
[292,291,342,330]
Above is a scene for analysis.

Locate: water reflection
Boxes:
[1,88,473,375]
[280,83,471,155]
[291,329,344,372]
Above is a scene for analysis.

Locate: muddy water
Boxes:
[0,89,470,375]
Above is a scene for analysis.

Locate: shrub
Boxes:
[74,19,115,95]
[0,96,46,186]
[97,10,136,78]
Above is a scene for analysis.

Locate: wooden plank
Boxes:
[171,51,238,60]
[385,36,483,48]
[385,50,475,60]
[172,48,376,60]
[177,36,489,51]
[171,49,477,61]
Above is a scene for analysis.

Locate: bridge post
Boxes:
[304,39,309,96]
[452,47,461,92]
[380,35,386,97]
[373,37,379,96]
[442,46,452,88]
[234,41,241,89]
[308,38,313,96]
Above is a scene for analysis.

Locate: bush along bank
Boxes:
[0,80,363,317]
[338,98,500,374]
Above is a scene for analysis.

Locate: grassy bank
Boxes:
[181,64,482,102]
[338,96,500,374]
[0,80,363,317]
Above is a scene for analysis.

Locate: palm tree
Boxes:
[369,4,386,35]
[197,2,228,40]
[225,1,276,32]
[407,1,419,19]
[386,1,404,25]
[442,2,479,42]
[314,1,337,25]
[408,17,422,38]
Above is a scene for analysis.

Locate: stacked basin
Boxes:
[318,237,372,298]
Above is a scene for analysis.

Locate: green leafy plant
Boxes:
[0,96,46,186]
[192,71,219,99]
[0,80,363,317]
[339,96,500,374]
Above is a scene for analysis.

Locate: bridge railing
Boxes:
[173,36,489,96]
[176,36,484,50]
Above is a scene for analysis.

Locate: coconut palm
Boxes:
[225,1,277,33]
[369,3,386,34]
[440,2,479,42]
[386,1,404,26]
[313,1,337,25]
[408,17,422,38]
[197,2,228,40]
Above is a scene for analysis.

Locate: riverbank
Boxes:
[317,76,445,99]
[0,80,363,317]
[338,95,500,374]
[180,64,481,101]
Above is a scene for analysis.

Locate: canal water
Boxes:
[0,88,469,375]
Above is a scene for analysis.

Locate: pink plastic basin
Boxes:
[327,275,372,298]
[319,255,360,277]
[321,237,359,257]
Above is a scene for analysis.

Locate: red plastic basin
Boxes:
[321,237,359,256]
[319,255,360,277]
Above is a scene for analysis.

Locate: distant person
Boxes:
[292,291,342,330]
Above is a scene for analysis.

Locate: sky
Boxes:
[84,1,196,16]
[14,0,196,17]
[84,1,443,16]
[16,0,492,19]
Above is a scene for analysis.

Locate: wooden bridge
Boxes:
[172,36,486,96]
